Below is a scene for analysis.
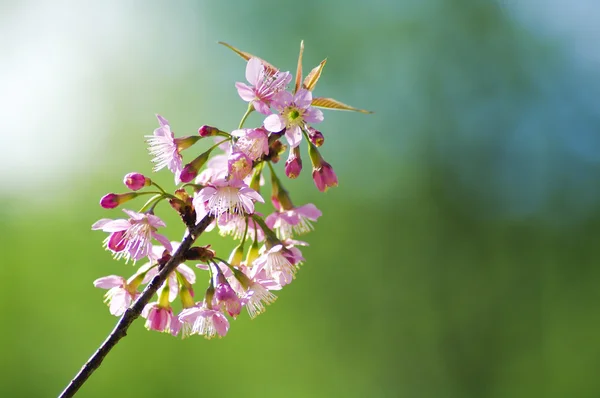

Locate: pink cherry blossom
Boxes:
[251,244,297,286]
[214,273,242,318]
[265,203,322,239]
[91,209,172,263]
[145,115,183,183]
[231,128,269,161]
[228,151,253,181]
[193,178,264,223]
[235,58,291,115]
[264,89,324,148]
[178,304,230,339]
[217,213,265,242]
[142,302,180,336]
[93,275,140,316]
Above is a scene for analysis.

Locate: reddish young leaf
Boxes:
[311,97,373,114]
[295,40,305,94]
[218,41,279,75]
[303,59,327,91]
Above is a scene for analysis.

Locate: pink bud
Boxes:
[285,148,302,179]
[99,192,137,209]
[198,125,219,137]
[123,172,148,191]
[179,164,198,183]
[100,193,120,209]
[307,127,324,147]
[312,161,338,192]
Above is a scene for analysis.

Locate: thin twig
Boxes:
[58,215,213,398]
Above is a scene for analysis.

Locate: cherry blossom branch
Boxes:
[59,215,214,398]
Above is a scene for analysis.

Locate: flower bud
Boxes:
[180,150,211,183]
[123,172,150,191]
[285,147,302,179]
[312,160,338,192]
[100,192,138,209]
[307,127,324,147]
[198,125,221,137]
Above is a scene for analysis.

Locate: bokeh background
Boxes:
[2,0,600,397]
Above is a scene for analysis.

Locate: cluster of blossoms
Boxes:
[91,42,369,339]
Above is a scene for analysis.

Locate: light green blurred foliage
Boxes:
[1,1,600,397]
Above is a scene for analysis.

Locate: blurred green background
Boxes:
[2,0,600,397]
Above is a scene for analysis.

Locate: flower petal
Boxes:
[93,275,125,289]
[304,107,324,124]
[246,58,263,86]
[235,82,256,101]
[294,89,312,109]
[264,114,285,133]
[285,125,303,148]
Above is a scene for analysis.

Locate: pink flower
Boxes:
[193,178,264,222]
[265,203,322,239]
[231,128,269,161]
[93,275,140,316]
[145,115,184,183]
[178,304,230,339]
[142,302,180,336]
[217,214,265,242]
[235,58,291,115]
[91,209,172,263]
[195,153,228,185]
[228,151,253,181]
[215,273,242,318]
[252,244,297,286]
[264,89,324,148]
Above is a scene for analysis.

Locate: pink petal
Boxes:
[177,263,196,284]
[245,58,262,86]
[91,218,114,230]
[235,82,256,102]
[294,89,312,109]
[264,114,285,133]
[265,213,279,229]
[304,107,324,124]
[212,312,230,337]
[240,186,265,203]
[152,233,173,253]
[197,186,217,203]
[168,273,179,302]
[272,91,293,110]
[156,114,170,127]
[285,125,303,148]
[253,100,272,115]
[109,290,129,316]
[93,275,125,289]
[297,203,322,220]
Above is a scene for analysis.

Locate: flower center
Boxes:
[284,107,303,127]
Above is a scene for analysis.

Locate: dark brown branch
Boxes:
[58,215,214,398]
